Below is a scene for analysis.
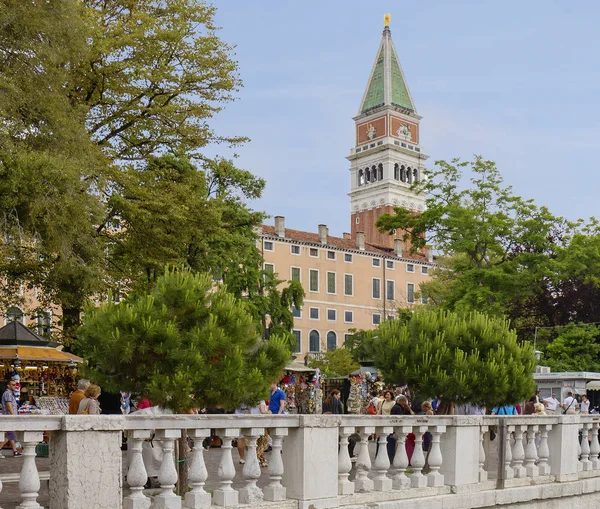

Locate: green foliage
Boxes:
[541,324,600,373]
[364,309,536,408]
[76,267,291,411]
[376,157,564,318]
[308,348,360,378]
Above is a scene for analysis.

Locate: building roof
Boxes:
[0,320,57,347]
[0,346,82,363]
[261,225,428,263]
[359,26,416,116]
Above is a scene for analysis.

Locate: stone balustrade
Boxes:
[2,414,600,508]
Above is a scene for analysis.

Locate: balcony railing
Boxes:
[1,413,599,508]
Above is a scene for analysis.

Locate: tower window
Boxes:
[378,164,383,180]
[355,217,360,224]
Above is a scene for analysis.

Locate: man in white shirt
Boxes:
[580,394,590,414]
[562,392,577,414]
[543,393,560,414]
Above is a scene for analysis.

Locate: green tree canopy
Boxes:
[308,348,360,378]
[540,324,600,373]
[362,309,536,408]
[75,267,291,412]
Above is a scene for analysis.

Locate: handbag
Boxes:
[367,401,378,415]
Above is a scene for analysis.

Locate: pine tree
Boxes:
[75,267,291,412]
[365,309,536,409]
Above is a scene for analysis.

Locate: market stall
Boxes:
[0,321,82,415]
[281,359,321,414]
[347,366,383,414]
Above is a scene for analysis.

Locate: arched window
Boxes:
[407,167,413,184]
[326,331,337,351]
[365,168,371,183]
[413,168,419,182]
[394,163,399,180]
[371,165,377,182]
[358,169,364,186]
[378,164,383,180]
[400,165,406,182]
[6,306,24,324]
[309,330,320,352]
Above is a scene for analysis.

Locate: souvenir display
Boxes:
[37,396,70,415]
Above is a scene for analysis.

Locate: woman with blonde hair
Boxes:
[534,402,546,416]
[78,384,102,415]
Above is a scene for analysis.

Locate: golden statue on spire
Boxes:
[384,13,391,27]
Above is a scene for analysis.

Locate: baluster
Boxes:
[391,426,411,490]
[524,424,539,477]
[184,429,211,509]
[153,429,182,509]
[511,425,526,478]
[373,426,393,491]
[338,427,355,495]
[410,425,428,488]
[238,427,264,504]
[590,422,600,470]
[537,424,551,476]
[16,431,43,509]
[354,426,374,492]
[577,425,583,472]
[124,429,152,509]
[479,425,488,482]
[427,425,445,487]
[214,428,240,507]
[580,423,592,471]
[263,427,288,501]
[504,425,514,479]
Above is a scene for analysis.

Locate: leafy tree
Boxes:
[308,348,360,378]
[541,324,600,373]
[364,309,536,408]
[76,267,291,411]
[376,157,564,319]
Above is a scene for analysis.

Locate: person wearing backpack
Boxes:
[491,404,518,415]
[78,384,102,415]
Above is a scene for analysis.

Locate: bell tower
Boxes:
[348,16,427,251]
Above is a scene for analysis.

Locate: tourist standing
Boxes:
[78,384,102,415]
[580,395,590,414]
[491,404,518,415]
[379,390,395,415]
[269,382,286,414]
[0,379,21,456]
[323,390,343,414]
[562,392,577,415]
[543,393,560,415]
[524,396,536,415]
[69,379,90,415]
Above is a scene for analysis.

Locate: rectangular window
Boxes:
[372,278,381,299]
[372,258,381,267]
[372,313,381,325]
[327,250,336,260]
[344,274,353,296]
[344,333,352,344]
[292,330,301,354]
[309,248,319,257]
[291,245,300,255]
[264,263,274,274]
[292,305,301,318]
[263,241,274,251]
[327,309,336,321]
[421,290,429,305]
[327,272,336,294]
[387,315,395,321]
[386,260,394,269]
[309,269,319,292]
[344,253,353,263]
[421,266,429,274]
[386,280,395,301]
[407,283,415,303]
[344,310,353,323]
[291,267,301,282]
[309,307,319,320]
[406,263,415,273]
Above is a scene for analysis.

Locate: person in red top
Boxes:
[137,398,152,410]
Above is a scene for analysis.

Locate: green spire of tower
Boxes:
[358,25,416,115]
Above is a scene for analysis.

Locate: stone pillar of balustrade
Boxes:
[590,421,600,470]
[373,426,393,491]
[184,428,212,509]
[511,425,526,478]
[49,415,124,509]
[337,427,355,495]
[439,415,480,488]
[124,429,153,509]
[547,414,580,482]
[283,415,340,509]
[153,429,182,509]
[580,423,593,471]
[238,427,264,505]
[213,428,240,507]
[17,430,44,509]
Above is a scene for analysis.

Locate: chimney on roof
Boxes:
[274,216,285,238]
[318,224,328,245]
[425,244,433,262]
[343,232,352,240]
[394,239,403,257]
[356,231,365,251]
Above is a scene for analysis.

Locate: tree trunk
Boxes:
[177,432,189,496]
[61,305,82,343]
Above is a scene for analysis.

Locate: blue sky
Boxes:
[207,1,599,236]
